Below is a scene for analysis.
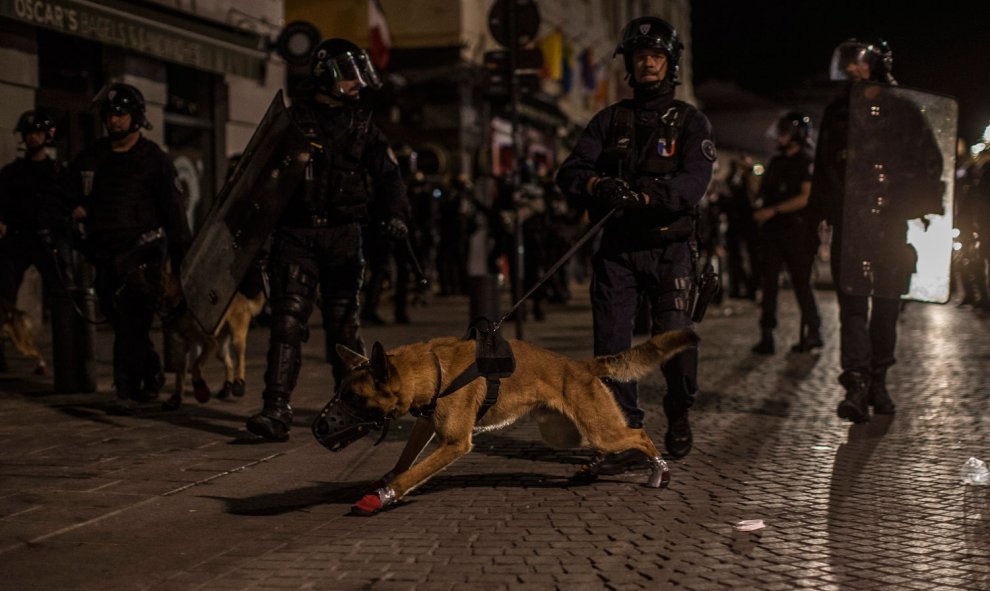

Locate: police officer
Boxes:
[556,16,715,459]
[809,38,942,422]
[0,110,72,372]
[246,38,409,441]
[751,112,822,354]
[71,83,191,403]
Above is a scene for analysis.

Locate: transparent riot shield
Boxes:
[180,90,311,333]
[840,82,957,302]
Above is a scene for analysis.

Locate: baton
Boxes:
[404,237,430,289]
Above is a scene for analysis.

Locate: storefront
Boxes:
[0,0,276,229]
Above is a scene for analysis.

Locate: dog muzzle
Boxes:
[312,392,388,452]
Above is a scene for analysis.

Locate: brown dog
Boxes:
[0,298,46,374]
[159,272,266,409]
[332,329,699,515]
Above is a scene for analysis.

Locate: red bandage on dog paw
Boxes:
[352,493,383,516]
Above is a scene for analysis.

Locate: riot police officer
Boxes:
[0,110,72,372]
[809,38,943,422]
[71,83,191,403]
[751,112,822,354]
[556,17,715,459]
[246,38,409,441]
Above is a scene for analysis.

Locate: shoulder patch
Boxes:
[701,139,717,162]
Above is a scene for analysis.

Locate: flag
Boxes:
[539,31,563,80]
[368,0,391,70]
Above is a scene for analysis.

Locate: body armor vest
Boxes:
[84,139,162,235]
[287,103,372,225]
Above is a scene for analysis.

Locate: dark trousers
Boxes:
[265,225,365,398]
[757,220,820,332]
[835,288,900,376]
[591,242,697,427]
[0,236,67,303]
[93,257,161,396]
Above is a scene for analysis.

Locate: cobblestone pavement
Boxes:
[0,285,987,590]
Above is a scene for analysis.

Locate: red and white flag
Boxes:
[368,0,391,70]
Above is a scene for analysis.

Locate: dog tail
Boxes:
[585,329,700,381]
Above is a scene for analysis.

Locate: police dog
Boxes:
[332,329,699,515]
[159,272,266,409]
[0,298,46,374]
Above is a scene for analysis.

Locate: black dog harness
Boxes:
[411,318,515,422]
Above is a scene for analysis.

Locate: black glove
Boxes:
[384,217,408,240]
[593,177,644,210]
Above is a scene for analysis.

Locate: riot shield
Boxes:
[181,90,310,332]
[840,82,957,302]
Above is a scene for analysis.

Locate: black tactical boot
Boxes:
[869,367,896,415]
[752,330,775,355]
[664,411,693,459]
[836,371,871,423]
[246,395,293,441]
[791,324,824,352]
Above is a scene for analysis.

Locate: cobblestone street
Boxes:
[0,285,988,590]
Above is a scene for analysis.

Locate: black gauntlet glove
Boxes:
[594,177,645,210]
[384,217,409,240]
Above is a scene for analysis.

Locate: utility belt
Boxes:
[113,227,166,276]
[642,215,695,246]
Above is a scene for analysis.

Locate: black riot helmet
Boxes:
[829,37,895,84]
[776,111,813,147]
[310,38,383,100]
[614,16,684,87]
[93,83,152,138]
[14,109,57,145]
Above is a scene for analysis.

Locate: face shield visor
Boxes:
[829,42,872,81]
[327,50,383,92]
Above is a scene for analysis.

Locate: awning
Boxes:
[0,0,268,80]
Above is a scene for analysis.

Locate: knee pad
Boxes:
[271,294,312,345]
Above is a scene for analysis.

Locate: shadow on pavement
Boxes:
[208,481,370,516]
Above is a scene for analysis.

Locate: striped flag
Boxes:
[368,0,391,69]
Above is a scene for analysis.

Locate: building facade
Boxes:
[0,0,287,228]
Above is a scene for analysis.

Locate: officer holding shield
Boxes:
[556,16,715,459]
[809,38,945,423]
[246,38,409,441]
[71,83,191,403]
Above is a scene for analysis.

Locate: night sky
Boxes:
[691,1,990,144]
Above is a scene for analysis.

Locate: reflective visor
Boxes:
[829,42,870,80]
[328,50,382,90]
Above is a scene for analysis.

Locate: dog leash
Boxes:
[494,207,616,331]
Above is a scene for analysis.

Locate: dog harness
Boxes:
[411,318,515,422]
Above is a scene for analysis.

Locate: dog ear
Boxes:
[369,341,390,384]
[336,344,369,370]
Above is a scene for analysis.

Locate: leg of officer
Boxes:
[780,225,822,350]
[0,244,30,371]
[591,251,642,428]
[247,233,317,440]
[754,230,784,354]
[319,228,366,387]
[645,248,697,459]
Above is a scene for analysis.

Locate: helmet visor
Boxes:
[829,42,871,81]
[329,50,382,90]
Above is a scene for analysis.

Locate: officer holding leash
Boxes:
[556,16,715,460]
[245,38,409,441]
[71,83,191,405]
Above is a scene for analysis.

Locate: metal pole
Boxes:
[508,0,525,340]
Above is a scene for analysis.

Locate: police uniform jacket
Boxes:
[556,86,715,251]
[71,136,191,270]
[0,156,72,237]
[280,100,408,229]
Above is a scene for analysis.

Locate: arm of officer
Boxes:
[364,125,410,229]
[155,153,192,271]
[555,109,609,202]
[638,112,715,212]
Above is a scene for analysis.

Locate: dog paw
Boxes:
[33,361,47,375]
[232,379,246,397]
[350,486,397,516]
[192,379,211,403]
[216,381,233,400]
